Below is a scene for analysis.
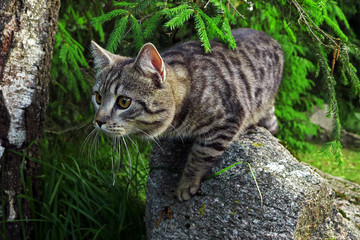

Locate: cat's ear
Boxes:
[91,41,117,68]
[134,43,166,82]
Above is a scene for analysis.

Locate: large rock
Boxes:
[310,104,333,137]
[146,127,360,239]
[310,104,360,149]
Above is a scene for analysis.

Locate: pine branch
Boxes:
[91,9,128,25]
[164,8,194,30]
[323,16,348,41]
[107,16,129,53]
[283,20,296,43]
[316,44,343,163]
[210,0,237,24]
[331,3,350,29]
[221,17,236,50]
[130,15,144,51]
[194,13,211,53]
[339,44,360,95]
[143,10,165,40]
[197,9,224,41]
[112,1,135,8]
[131,0,157,16]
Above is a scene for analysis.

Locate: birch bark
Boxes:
[0,0,60,238]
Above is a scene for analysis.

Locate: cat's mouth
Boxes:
[99,128,127,136]
[93,123,127,136]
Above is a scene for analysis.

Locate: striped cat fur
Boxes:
[91,28,284,201]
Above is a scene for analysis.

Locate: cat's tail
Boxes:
[258,106,278,134]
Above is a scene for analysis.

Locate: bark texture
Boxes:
[146,127,360,239]
[0,0,60,238]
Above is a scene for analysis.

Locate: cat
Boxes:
[91,28,284,201]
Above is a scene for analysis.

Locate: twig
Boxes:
[331,38,341,76]
[290,0,339,49]
[204,0,211,9]
[227,0,245,19]
[204,0,245,19]
[45,121,91,135]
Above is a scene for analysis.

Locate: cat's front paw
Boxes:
[176,177,201,201]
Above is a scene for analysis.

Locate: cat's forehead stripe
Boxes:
[102,59,134,92]
[103,68,121,92]
[114,82,121,95]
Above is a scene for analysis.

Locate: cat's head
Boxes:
[90,41,175,138]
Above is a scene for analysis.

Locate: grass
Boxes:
[5,128,359,239]
[299,143,360,184]
[21,131,152,240]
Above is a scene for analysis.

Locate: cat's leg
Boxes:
[176,137,232,201]
[258,106,278,134]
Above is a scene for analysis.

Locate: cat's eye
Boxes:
[95,92,102,105]
[117,96,131,109]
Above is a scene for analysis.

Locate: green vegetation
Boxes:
[300,144,360,184]
[50,0,360,157]
[9,0,360,239]
[17,133,150,239]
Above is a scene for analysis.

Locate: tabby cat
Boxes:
[91,28,284,201]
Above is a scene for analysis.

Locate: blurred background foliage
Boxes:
[26,0,360,239]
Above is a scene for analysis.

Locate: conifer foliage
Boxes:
[33,0,360,238]
[51,0,360,159]
[91,0,239,53]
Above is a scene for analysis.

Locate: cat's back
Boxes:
[162,28,282,61]
[162,28,284,136]
[162,28,283,95]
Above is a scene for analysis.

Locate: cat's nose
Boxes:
[95,120,105,128]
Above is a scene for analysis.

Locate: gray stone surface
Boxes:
[341,129,360,150]
[146,127,360,239]
[310,104,333,134]
[310,104,360,149]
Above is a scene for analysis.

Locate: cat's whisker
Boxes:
[125,135,156,188]
[84,123,95,134]
[116,136,122,175]
[122,136,132,179]
[90,130,99,163]
[82,125,95,145]
[80,128,96,158]
[121,136,135,198]
[137,129,164,153]
[111,136,116,184]
[168,122,184,143]
[110,136,122,185]
[82,128,99,163]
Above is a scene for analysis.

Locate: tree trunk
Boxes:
[0,0,60,239]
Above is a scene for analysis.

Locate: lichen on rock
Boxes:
[146,127,360,239]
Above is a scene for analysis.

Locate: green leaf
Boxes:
[194,13,211,53]
[165,4,191,18]
[332,3,350,29]
[283,20,296,43]
[91,9,128,25]
[197,9,224,42]
[354,112,360,120]
[112,1,135,8]
[107,16,129,53]
[59,45,69,64]
[221,18,236,50]
[130,15,144,52]
[143,10,165,40]
[164,8,194,30]
[323,16,348,41]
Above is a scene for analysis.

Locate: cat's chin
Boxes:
[96,128,127,137]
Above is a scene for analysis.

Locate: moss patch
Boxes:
[279,140,300,161]
[199,204,206,216]
[293,184,334,239]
